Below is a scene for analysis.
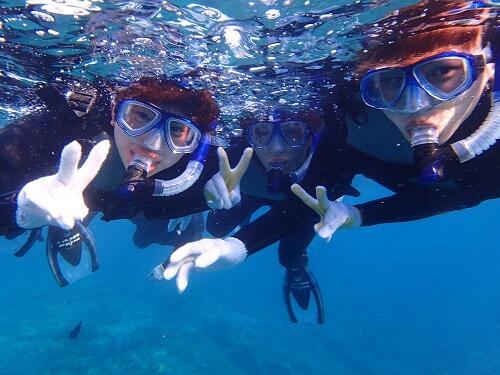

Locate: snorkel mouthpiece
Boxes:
[267,166,292,194]
[411,127,442,183]
[118,156,154,199]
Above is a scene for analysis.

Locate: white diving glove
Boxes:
[167,215,192,233]
[16,140,110,230]
[291,184,362,242]
[162,237,247,293]
[204,147,253,210]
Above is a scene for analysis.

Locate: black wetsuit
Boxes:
[206,88,499,260]
[0,84,215,246]
[206,110,417,260]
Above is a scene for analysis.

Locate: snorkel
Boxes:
[416,28,500,183]
[152,132,213,196]
[119,124,218,198]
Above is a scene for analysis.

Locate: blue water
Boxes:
[1,177,500,374]
[1,0,500,374]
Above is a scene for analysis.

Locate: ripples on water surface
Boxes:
[0,0,419,125]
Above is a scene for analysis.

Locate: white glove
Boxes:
[204,147,253,209]
[291,184,361,242]
[162,237,247,293]
[16,140,110,230]
[167,215,192,233]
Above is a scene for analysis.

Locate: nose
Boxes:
[267,133,286,153]
[140,129,163,151]
[399,84,433,113]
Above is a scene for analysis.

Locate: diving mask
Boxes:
[115,99,202,154]
[247,120,311,149]
[360,51,486,112]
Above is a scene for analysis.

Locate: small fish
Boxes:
[69,321,83,339]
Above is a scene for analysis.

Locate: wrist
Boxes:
[224,237,248,265]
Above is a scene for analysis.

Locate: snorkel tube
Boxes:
[152,134,211,196]
[119,128,219,199]
[451,31,500,163]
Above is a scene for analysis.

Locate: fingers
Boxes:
[291,183,321,214]
[316,224,334,242]
[169,241,204,263]
[163,260,183,280]
[56,141,82,186]
[176,261,194,293]
[316,186,330,211]
[217,147,232,177]
[167,218,179,233]
[195,249,219,268]
[167,216,193,232]
[179,215,192,232]
[213,173,232,209]
[231,147,253,183]
[74,140,111,191]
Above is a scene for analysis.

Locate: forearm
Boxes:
[356,189,489,227]
[232,197,316,256]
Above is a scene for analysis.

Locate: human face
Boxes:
[379,46,494,144]
[252,126,311,174]
[113,102,197,176]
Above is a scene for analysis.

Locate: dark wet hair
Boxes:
[239,108,325,135]
[114,77,219,131]
[356,0,495,76]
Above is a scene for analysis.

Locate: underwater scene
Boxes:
[0,0,500,374]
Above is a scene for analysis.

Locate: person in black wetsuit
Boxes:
[0,76,251,286]
[202,108,327,323]
[290,0,500,240]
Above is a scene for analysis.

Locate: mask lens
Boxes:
[117,101,160,132]
[415,56,470,99]
[250,122,274,148]
[361,69,405,109]
[169,120,197,147]
[280,121,308,147]
[165,119,201,153]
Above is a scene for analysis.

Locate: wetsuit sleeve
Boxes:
[357,186,497,226]
[232,195,317,255]
[206,195,271,237]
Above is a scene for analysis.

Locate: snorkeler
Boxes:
[291,0,500,241]
[0,76,251,286]
[203,109,326,323]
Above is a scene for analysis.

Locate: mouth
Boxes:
[404,122,437,137]
[128,148,161,168]
[269,158,288,168]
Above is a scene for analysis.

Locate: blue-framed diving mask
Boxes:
[115,99,202,154]
[246,120,311,149]
[360,52,486,113]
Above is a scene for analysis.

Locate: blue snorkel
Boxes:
[416,19,499,183]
